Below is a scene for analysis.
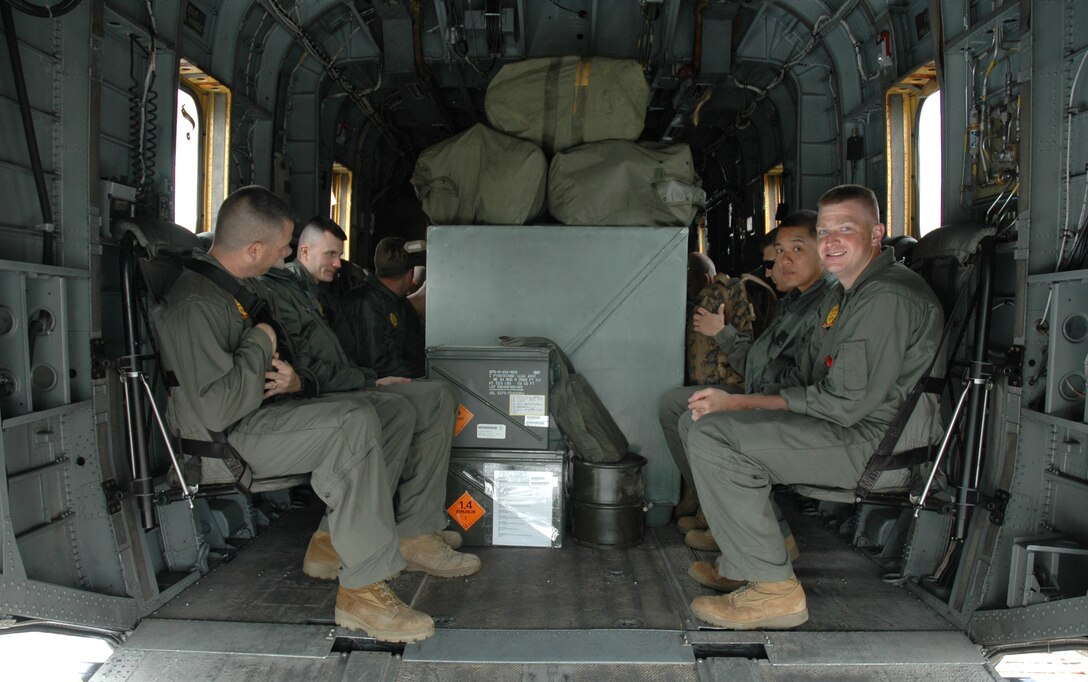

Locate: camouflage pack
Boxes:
[685,274,757,386]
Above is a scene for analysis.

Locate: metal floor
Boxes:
[93,494,1001,681]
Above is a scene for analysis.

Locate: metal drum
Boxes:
[570,454,646,549]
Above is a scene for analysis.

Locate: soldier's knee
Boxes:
[386,393,417,433]
[343,401,382,441]
[659,386,693,421]
[683,417,737,464]
[430,381,458,415]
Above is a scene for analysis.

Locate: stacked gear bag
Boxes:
[485,56,649,155]
[411,123,547,225]
[412,56,703,228]
[548,140,705,226]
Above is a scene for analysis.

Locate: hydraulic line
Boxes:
[120,237,156,529]
[954,238,995,541]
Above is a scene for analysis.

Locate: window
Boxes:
[763,164,785,231]
[917,90,943,236]
[174,88,201,232]
[331,163,353,258]
[885,63,939,237]
[173,59,231,233]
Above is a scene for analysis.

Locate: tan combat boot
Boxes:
[684,527,719,551]
[690,575,809,630]
[302,530,340,580]
[676,508,709,534]
[400,533,481,577]
[335,582,435,642]
[688,561,747,593]
[437,529,463,550]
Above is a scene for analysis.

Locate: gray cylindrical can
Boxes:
[571,454,646,549]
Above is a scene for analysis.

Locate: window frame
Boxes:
[177,58,231,233]
[885,63,940,238]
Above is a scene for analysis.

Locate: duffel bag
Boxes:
[411,123,547,225]
[485,56,648,155]
[548,140,705,226]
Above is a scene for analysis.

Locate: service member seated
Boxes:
[680,185,942,629]
[660,212,827,543]
[676,210,836,570]
[153,187,472,643]
[256,216,465,555]
[333,236,427,379]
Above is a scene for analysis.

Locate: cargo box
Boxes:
[427,345,561,450]
[426,225,686,525]
[445,448,568,548]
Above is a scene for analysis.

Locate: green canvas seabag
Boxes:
[485,56,649,155]
[500,336,628,464]
[411,123,547,225]
[548,140,706,226]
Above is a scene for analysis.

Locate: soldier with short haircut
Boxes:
[153,188,465,644]
[681,184,943,630]
[333,236,427,379]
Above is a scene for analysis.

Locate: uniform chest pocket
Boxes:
[831,340,868,393]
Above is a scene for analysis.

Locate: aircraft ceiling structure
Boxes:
[176,0,910,214]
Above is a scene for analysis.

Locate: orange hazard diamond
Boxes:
[453,404,474,437]
[447,491,486,531]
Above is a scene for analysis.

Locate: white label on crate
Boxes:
[476,423,507,440]
[488,368,546,395]
[524,415,550,428]
[492,468,559,547]
[509,393,547,416]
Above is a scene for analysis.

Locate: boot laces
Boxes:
[372,582,406,610]
[422,533,455,557]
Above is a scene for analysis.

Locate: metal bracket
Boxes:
[984,489,1011,525]
[102,479,125,514]
[90,338,112,380]
[997,344,1023,387]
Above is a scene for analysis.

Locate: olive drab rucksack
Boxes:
[499,336,627,464]
[685,273,777,386]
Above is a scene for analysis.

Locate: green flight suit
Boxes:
[659,274,832,487]
[743,273,835,394]
[258,262,458,535]
[681,249,943,582]
[152,252,403,589]
[332,275,426,379]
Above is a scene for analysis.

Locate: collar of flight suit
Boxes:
[782,271,835,311]
[838,247,897,295]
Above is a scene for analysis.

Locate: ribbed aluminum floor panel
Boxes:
[93,493,1003,680]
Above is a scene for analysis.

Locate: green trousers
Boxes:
[658,384,737,487]
[371,380,459,537]
[680,409,874,583]
[228,394,404,589]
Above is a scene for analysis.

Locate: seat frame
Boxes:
[790,227,997,522]
[116,218,308,527]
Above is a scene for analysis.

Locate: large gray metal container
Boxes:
[427,224,686,524]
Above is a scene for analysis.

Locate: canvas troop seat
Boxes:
[792,224,997,508]
[114,217,309,508]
